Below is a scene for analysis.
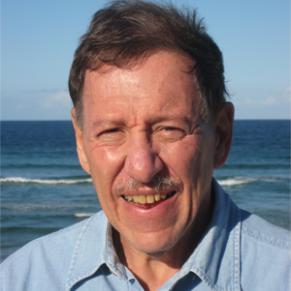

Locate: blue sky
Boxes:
[1,0,290,120]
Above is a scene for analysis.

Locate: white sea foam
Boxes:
[74,212,95,218]
[0,176,278,187]
[218,177,256,187]
[0,177,92,185]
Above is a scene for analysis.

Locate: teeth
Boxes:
[137,195,146,204]
[153,194,165,202]
[146,195,154,204]
[126,196,133,202]
[154,194,161,202]
[123,193,172,204]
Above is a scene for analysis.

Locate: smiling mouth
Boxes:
[121,191,176,207]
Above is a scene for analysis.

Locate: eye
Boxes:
[155,126,186,141]
[99,128,120,135]
[96,127,124,143]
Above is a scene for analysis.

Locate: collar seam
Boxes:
[232,211,241,291]
[65,215,97,290]
[242,224,290,249]
[190,267,224,291]
[104,225,127,279]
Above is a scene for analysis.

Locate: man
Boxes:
[1,1,290,290]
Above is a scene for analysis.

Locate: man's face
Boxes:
[73,51,232,257]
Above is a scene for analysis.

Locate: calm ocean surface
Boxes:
[1,120,290,261]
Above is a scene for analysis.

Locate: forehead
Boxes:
[82,51,203,123]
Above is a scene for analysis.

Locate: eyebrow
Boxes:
[91,119,125,130]
[147,114,194,124]
[90,113,197,130]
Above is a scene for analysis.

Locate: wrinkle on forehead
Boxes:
[82,51,205,125]
[84,50,197,93]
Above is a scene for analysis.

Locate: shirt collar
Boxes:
[66,211,127,290]
[66,179,241,290]
[186,179,241,289]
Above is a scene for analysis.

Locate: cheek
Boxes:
[85,145,125,194]
[159,136,202,180]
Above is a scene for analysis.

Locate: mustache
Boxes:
[114,175,182,195]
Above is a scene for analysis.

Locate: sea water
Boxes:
[1,120,290,261]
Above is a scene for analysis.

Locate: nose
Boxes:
[125,135,163,184]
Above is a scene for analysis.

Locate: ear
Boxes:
[71,108,91,175]
[214,102,234,169]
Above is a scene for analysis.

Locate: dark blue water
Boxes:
[1,120,290,261]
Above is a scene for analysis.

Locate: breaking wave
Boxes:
[0,176,92,185]
[74,212,95,218]
[217,177,256,187]
[0,176,286,187]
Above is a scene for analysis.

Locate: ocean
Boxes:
[0,120,290,261]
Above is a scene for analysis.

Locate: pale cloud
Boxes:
[43,90,72,109]
[232,87,290,119]
[1,89,72,120]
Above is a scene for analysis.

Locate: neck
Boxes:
[114,233,184,291]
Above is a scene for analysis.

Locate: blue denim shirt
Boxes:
[1,180,290,290]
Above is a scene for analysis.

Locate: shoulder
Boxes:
[240,211,290,290]
[0,211,107,291]
[2,210,107,264]
[241,211,290,249]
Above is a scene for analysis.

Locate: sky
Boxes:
[1,0,290,120]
